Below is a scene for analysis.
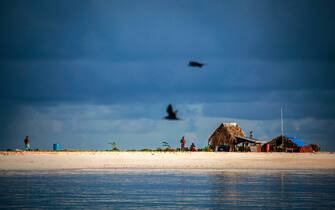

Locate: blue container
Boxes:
[53,144,61,151]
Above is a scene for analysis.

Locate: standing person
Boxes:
[180,136,186,151]
[24,136,30,151]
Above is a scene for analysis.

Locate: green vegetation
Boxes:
[198,146,213,152]
[108,142,119,151]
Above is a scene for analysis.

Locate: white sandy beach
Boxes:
[0,151,334,170]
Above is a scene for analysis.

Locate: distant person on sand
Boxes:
[190,143,197,152]
[24,136,30,151]
[180,136,186,151]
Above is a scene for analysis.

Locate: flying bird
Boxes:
[188,61,205,68]
[164,104,180,120]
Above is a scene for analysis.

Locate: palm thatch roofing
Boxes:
[267,135,305,149]
[208,123,246,148]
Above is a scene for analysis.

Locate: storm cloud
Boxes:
[0,0,334,150]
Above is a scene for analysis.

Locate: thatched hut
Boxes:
[265,135,305,152]
[208,123,246,151]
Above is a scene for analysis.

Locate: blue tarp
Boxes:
[287,136,305,147]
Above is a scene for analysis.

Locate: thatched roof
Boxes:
[267,135,305,148]
[208,123,246,147]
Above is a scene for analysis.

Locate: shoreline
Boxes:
[1,151,335,171]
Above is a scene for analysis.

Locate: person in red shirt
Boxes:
[190,143,197,152]
[24,136,30,151]
[180,136,186,151]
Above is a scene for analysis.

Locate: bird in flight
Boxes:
[164,104,180,120]
[188,61,205,68]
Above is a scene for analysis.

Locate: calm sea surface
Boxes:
[0,170,334,209]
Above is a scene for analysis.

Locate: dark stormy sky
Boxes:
[0,0,334,150]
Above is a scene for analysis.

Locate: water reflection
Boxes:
[0,170,334,209]
[207,170,335,209]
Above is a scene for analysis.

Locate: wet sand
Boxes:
[0,151,334,170]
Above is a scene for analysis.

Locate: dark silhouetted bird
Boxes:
[189,61,205,68]
[164,104,180,120]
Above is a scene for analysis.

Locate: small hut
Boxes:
[208,123,246,151]
[265,135,305,152]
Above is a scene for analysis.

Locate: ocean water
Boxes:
[0,170,334,209]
